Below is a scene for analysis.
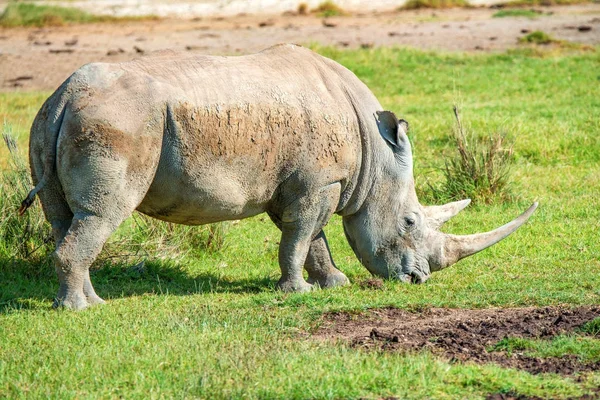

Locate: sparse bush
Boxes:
[401,0,470,10]
[428,106,515,204]
[312,1,347,17]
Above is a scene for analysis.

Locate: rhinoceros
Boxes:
[21,44,537,310]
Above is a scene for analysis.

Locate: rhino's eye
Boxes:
[404,216,415,228]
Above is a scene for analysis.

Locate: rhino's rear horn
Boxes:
[439,202,538,269]
[423,199,471,229]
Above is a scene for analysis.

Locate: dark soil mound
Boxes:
[315,305,600,375]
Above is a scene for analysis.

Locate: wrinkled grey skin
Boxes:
[23,44,537,310]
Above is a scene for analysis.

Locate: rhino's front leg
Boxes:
[267,214,349,289]
[277,225,315,293]
[275,183,341,293]
[305,231,350,289]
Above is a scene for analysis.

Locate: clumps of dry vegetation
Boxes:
[517,30,594,53]
[0,128,52,260]
[428,106,516,204]
[493,0,591,7]
[0,2,157,28]
[400,0,471,10]
[297,2,309,15]
[312,1,348,17]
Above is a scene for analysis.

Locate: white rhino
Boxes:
[21,44,537,310]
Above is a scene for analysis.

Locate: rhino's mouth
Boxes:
[398,269,430,284]
[397,252,431,284]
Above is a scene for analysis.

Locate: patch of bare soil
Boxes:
[1,4,599,92]
[486,388,600,400]
[315,305,600,375]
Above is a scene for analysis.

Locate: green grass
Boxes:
[0,2,158,28]
[493,9,544,18]
[493,335,600,362]
[401,0,471,10]
[1,46,600,398]
[581,318,600,337]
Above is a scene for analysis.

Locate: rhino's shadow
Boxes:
[0,256,275,313]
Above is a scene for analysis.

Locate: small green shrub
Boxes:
[519,30,556,45]
[491,337,532,354]
[312,1,347,17]
[428,106,515,204]
[401,0,470,10]
[493,9,543,17]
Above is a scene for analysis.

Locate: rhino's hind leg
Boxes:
[304,231,350,289]
[46,211,107,307]
[52,212,129,310]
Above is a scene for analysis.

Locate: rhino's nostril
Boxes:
[410,271,423,284]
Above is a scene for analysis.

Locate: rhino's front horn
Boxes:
[434,202,538,270]
[424,199,471,229]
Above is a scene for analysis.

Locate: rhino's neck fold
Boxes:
[336,102,394,217]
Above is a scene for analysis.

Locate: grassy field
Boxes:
[1,46,599,399]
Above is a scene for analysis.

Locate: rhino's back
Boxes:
[122,45,363,224]
[60,45,372,224]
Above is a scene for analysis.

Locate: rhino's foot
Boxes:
[276,278,314,293]
[307,270,350,289]
[53,291,90,311]
[86,294,106,306]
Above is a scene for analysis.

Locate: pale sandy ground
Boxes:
[1,4,599,92]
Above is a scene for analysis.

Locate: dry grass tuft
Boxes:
[494,0,591,7]
[297,2,309,15]
[312,1,347,17]
[428,106,516,204]
[401,0,471,10]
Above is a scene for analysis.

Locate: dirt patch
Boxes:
[1,4,599,92]
[486,388,600,400]
[315,305,600,375]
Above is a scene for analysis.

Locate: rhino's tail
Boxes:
[18,180,45,216]
[19,90,68,216]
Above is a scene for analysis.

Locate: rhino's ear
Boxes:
[376,111,409,151]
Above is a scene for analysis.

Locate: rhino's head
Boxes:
[342,110,537,283]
